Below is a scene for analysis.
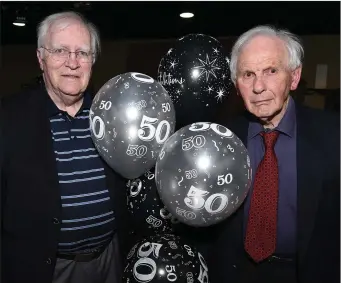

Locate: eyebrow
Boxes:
[239,64,280,73]
[52,44,91,52]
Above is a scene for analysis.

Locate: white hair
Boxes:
[229,25,304,84]
[37,11,100,63]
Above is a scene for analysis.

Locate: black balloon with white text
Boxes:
[126,167,179,236]
[157,34,232,128]
[122,233,210,283]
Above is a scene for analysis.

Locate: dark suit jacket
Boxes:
[1,86,136,283]
[207,103,340,283]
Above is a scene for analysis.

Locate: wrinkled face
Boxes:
[37,20,93,99]
[236,35,301,122]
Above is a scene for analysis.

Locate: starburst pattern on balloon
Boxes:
[170,60,178,69]
[215,88,225,102]
[213,47,219,55]
[207,86,213,93]
[192,54,221,82]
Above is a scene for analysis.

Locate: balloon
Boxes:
[122,233,209,283]
[157,34,232,128]
[126,167,179,236]
[90,72,176,179]
[155,122,252,227]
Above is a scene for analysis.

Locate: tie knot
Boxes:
[261,131,279,148]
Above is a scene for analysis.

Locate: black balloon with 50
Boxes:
[126,167,179,237]
[157,34,232,128]
[122,233,209,283]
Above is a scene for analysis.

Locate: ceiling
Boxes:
[1,1,340,45]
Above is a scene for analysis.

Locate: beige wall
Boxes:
[299,35,340,89]
[1,35,339,96]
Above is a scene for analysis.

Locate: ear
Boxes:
[290,66,302,91]
[36,48,44,71]
[235,81,241,96]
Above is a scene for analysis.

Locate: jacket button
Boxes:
[53,218,60,224]
[46,258,52,265]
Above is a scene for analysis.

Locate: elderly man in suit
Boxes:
[207,25,340,283]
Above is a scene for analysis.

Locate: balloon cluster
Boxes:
[90,34,252,282]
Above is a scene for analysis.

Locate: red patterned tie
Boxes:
[244,130,280,262]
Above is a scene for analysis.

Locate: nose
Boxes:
[253,75,266,94]
[65,52,80,69]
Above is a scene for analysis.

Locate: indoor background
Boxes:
[1,1,340,119]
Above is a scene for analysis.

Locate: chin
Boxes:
[257,109,273,116]
[259,112,277,120]
[61,88,84,97]
[252,104,273,115]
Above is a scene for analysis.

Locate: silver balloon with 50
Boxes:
[90,72,176,179]
[155,122,252,227]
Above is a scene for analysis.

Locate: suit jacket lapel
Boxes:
[22,86,62,215]
[296,105,323,263]
[223,114,250,259]
[225,111,250,147]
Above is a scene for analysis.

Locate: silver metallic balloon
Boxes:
[90,72,176,179]
[155,122,252,227]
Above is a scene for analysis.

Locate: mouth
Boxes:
[62,74,80,79]
[253,99,271,106]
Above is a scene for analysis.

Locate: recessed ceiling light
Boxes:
[13,22,25,27]
[180,12,194,19]
[13,16,26,27]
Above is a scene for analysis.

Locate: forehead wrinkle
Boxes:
[47,22,91,51]
[239,57,285,72]
[237,35,289,73]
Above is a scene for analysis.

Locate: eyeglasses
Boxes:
[40,47,94,63]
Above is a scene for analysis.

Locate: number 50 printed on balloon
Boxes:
[155,122,252,227]
[122,234,210,283]
[138,115,172,144]
[90,72,176,179]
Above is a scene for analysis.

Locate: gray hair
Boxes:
[37,11,100,63]
[229,25,304,84]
